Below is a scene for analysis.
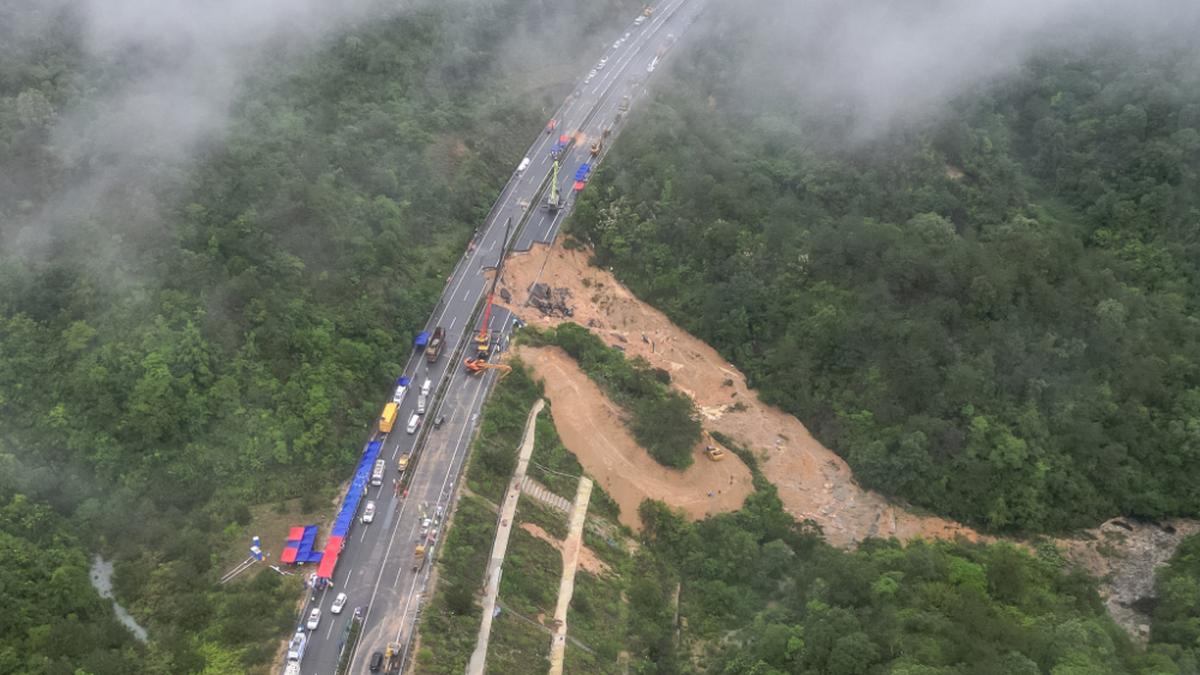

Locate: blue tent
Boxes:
[414,331,431,348]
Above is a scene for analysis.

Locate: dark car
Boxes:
[369,650,384,672]
[433,415,446,429]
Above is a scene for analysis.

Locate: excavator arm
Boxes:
[463,358,513,379]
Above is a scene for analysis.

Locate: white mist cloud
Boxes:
[745,0,1200,139]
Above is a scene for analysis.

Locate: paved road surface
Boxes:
[294,2,705,672]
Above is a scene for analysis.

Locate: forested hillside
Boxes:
[630,484,1200,674]
[0,0,637,671]
[571,0,1200,532]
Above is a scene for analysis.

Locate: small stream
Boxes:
[89,555,148,642]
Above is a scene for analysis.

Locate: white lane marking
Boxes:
[448,316,456,331]
[393,371,491,645]
[460,286,471,301]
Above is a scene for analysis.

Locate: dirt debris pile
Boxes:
[529,283,574,318]
[498,243,979,547]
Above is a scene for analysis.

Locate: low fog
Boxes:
[5,0,1200,256]
[2,0,404,257]
[736,0,1200,140]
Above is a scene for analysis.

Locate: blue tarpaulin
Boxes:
[331,440,383,538]
[396,376,411,387]
[414,331,431,348]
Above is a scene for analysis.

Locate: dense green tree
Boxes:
[570,0,1200,532]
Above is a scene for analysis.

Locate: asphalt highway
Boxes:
[294,2,704,672]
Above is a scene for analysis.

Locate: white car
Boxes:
[634,15,646,26]
[306,608,321,631]
[331,592,348,615]
[612,38,622,49]
[585,69,597,83]
[286,631,307,660]
[597,57,608,69]
[623,31,631,40]
[362,500,376,524]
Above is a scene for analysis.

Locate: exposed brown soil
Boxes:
[516,345,754,530]
[499,242,979,547]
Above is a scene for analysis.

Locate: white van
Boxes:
[406,413,420,434]
[517,157,531,174]
[370,459,386,486]
[417,394,427,415]
[421,379,432,397]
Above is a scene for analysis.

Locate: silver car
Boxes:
[306,608,321,631]
[361,500,376,524]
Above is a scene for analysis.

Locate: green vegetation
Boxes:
[0,493,146,674]
[465,359,546,502]
[524,323,702,469]
[565,570,629,673]
[627,490,1200,675]
[570,0,1200,532]
[414,495,497,675]
[0,0,642,669]
[1149,534,1200,669]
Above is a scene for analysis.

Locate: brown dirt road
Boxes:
[500,243,979,547]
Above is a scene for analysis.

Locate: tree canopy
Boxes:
[570,0,1200,533]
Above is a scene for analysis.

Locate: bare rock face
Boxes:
[1057,518,1200,640]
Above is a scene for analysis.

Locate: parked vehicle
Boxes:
[371,459,386,486]
[406,414,420,434]
[517,157,531,174]
[306,608,321,631]
[417,393,427,415]
[361,501,376,524]
[421,378,432,396]
[286,631,307,661]
[331,592,348,614]
[369,651,384,672]
[392,376,409,405]
[425,327,445,363]
[379,402,398,433]
[433,415,446,430]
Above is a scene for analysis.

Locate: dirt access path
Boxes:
[500,243,978,547]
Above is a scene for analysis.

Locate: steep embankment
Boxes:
[501,243,979,547]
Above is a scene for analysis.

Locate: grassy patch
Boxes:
[413,495,497,675]
[522,323,701,469]
[517,497,569,541]
[564,570,628,673]
[486,612,550,675]
[499,527,562,618]
[465,360,544,503]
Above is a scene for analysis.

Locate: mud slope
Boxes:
[516,344,754,530]
[500,242,979,547]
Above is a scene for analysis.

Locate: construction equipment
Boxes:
[643,5,654,16]
[412,543,426,572]
[384,642,402,673]
[704,445,726,461]
[590,138,603,156]
[544,159,564,212]
[464,361,512,378]
[464,217,512,373]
